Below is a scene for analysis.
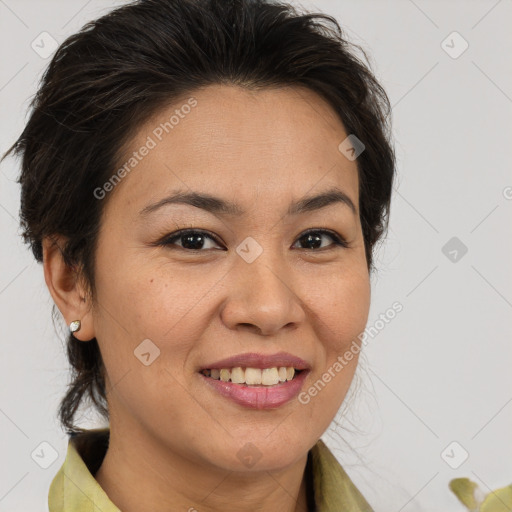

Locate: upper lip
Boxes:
[200,351,311,371]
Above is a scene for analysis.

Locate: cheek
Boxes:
[94,253,193,338]
[309,265,371,353]
[299,267,370,422]
[92,256,216,384]
[91,261,203,428]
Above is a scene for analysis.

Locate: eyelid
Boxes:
[159,228,224,250]
[298,228,349,249]
[158,227,349,250]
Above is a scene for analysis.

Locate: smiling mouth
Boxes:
[199,367,304,386]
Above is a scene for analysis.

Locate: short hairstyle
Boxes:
[4,0,396,434]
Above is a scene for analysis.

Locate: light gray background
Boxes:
[1,0,511,510]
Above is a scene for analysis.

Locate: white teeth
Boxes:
[203,366,299,385]
[261,367,280,385]
[245,367,262,385]
[230,367,245,384]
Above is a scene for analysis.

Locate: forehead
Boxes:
[106,84,359,215]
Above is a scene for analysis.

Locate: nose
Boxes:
[220,249,306,337]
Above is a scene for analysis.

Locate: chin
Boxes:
[205,432,312,473]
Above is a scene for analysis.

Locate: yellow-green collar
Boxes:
[48,428,373,511]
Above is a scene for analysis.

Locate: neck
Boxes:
[94,420,311,512]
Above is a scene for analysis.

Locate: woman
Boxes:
[4,0,395,510]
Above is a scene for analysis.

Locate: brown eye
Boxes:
[293,229,348,250]
[160,229,223,251]
[158,228,348,252]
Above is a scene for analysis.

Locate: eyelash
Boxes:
[158,228,349,252]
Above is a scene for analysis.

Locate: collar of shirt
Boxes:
[48,428,373,512]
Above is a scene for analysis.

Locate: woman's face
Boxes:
[90,84,370,471]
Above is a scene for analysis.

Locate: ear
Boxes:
[42,235,96,342]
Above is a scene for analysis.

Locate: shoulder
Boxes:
[48,427,119,512]
[310,438,374,511]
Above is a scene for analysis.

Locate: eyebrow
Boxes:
[139,186,357,218]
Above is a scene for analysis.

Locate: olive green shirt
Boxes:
[48,428,373,511]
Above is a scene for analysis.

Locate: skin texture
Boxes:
[43,84,371,512]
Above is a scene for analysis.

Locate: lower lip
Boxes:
[199,370,309,410]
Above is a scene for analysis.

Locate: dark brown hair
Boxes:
[3,0,395,435]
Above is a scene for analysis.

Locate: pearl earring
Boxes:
[69,320,81,333]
